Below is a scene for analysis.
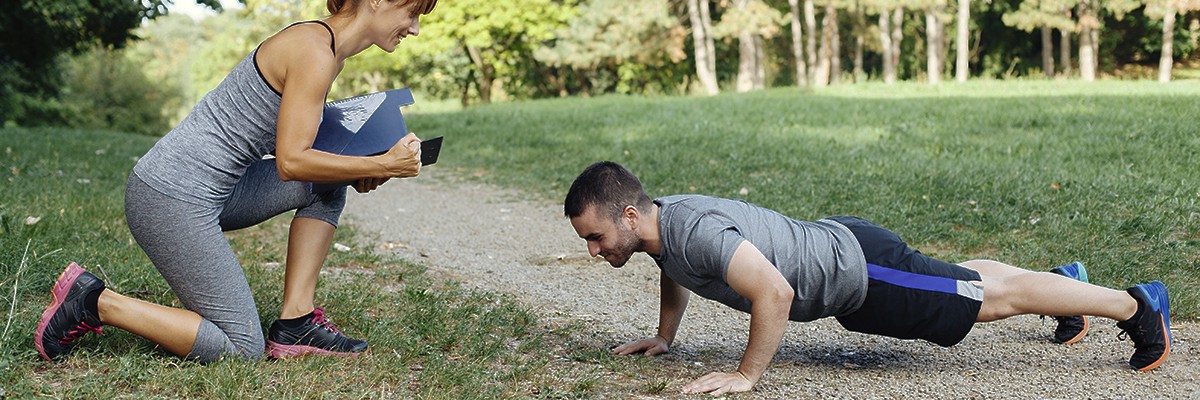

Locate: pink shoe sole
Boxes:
[34,262,86,361]
[265,340,366,359]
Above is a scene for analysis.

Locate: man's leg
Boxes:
[972,262,1134,322]
[974,261,1171,370]
[962,259,1091,343]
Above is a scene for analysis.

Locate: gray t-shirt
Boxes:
[653,195,868,321]
[132,49,281,206]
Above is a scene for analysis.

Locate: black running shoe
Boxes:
[265,307,367,359]
[1049,261,1089,344]
[1117,281,1171,371]
[35,262,105,361]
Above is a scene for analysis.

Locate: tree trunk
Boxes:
[804,0,818,85]
[465,44,494,103]
[687,0,719,94]
[926,8,943,85]
[853,5,866,83]
[815,3,836,87]
[735,0,764,92]
[1077,0,1096,82]
[735,32,765,92]
[1041,26,1055,78]
[830,3,841,85]
[956,0,969,82]
[1159,8,1175,82]
[1059,22,1072,77]
[789,0,807,86]
[1079,27,1095,81]
[755,35,766,88]
[729,31,758,91]
[854,31,865,83]
[701,0,717,74]
[880,10,896,84]
[461,69,474,107]
[891,9,904,81]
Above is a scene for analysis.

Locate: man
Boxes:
[563,161,1171,395]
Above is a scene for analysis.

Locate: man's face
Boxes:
[570,205,640,268]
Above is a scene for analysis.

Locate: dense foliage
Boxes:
[2,0,1198,130]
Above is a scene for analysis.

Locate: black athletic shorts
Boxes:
[827,216,983,347]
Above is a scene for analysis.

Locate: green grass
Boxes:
[3,80,1199,396]
[0,128,583,398]
[410,80,1200,319]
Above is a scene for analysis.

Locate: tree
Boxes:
[788,0,809,86]
[875,2,905,83]
[925,0,948,84]
[688,0,721,94]
[955,0,970,82]
[1060,8,1074,76]
[534,0,686,96]
[1074,0,1139,81]
[62,45,177,135]
[1145,0,1200,81]
[805,0,819,84]
[424,0,575,104]
[714,0,785,92]
[814,0,843,86]
[0,0,223,125]
[849,0,871,82]
[1002,0,1076,79]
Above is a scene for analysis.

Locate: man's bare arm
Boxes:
[613,272,690,356]
[682,241,794,395]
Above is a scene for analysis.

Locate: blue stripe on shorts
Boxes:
[866,263,983,302]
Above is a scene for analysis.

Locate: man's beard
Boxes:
[603,227,641,268]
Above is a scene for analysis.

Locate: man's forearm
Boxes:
[657,272,689,344]
[736,291,791,383]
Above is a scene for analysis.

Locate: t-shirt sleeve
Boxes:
[680,213,746,280]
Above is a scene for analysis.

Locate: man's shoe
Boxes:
[1117,281,1172,371]
[1049,261,1089,344]
[265,307,367,359]
[35,262,105,361]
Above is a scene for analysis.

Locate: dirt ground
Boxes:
[345,169,1198,399]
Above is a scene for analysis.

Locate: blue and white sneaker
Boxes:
[1117,281,1171,371]
[1049,261,1089,344]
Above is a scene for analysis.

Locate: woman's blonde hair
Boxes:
[326,0,438,16]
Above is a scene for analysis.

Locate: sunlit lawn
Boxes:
[411,80,1200,318]
[2,79,1198,397]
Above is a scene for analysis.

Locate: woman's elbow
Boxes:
[275,159,302,181]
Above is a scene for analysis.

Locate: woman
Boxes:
[35,0,438,362]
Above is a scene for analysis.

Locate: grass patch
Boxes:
[410,80,1200,319]
[0,127,600,398]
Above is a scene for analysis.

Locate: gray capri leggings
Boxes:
[124,159,346,362]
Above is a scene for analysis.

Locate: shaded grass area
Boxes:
[0,127,627,398]
[410,80,1200,318]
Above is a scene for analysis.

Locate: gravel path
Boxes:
[345,170,1198,399]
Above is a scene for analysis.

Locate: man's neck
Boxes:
[640,203,663,257]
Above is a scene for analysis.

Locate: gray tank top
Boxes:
[133,21,334,206]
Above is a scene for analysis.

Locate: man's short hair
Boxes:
[564,161,652,220]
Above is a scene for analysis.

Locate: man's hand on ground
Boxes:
[612,335,669,356]
[681,371,754,395]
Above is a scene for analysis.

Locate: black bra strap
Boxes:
[285,20,336,54]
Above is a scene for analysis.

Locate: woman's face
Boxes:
[372,1,421,53]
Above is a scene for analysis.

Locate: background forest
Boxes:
[2,0,1198,135]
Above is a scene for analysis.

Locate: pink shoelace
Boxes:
[311,307,342,334]
[59,321,103,344]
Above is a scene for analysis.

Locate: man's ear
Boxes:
[623,205,639,230]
